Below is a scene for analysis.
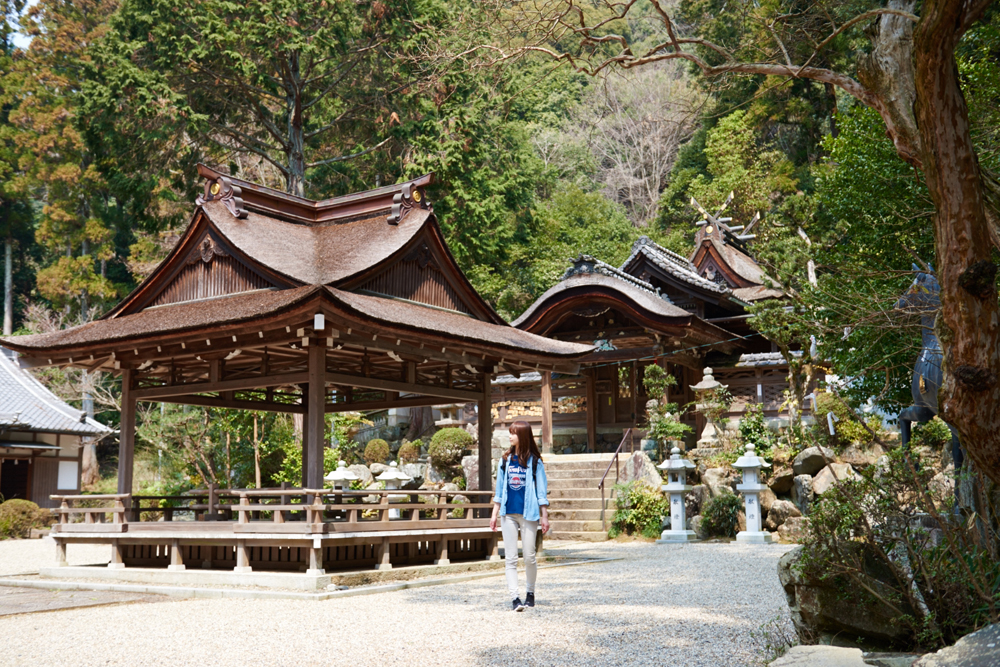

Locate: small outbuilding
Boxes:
[0,352,110,507]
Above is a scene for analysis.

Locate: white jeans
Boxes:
[501,514,537,600]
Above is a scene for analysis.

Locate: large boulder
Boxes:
[461,455,479,491]
[760,487,777,514]
[778,516,809,542]
[690,515,709,540]
[702,467,734,498]
[928,468,955,504]
[769,468,795,494]
[685,484,710,517]
[841,443,884,469]
[791,474,815,515]
[348,464,373,487]
[812,463,861,496]
[765,499,802,531]
[793,446,836,476]
[914,622,1000,666]
[619,451,663,489]
[399,463,427,488]
[778,546,912,648]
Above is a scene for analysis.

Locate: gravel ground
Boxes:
[0,539,795,667]
[0,539,109,576]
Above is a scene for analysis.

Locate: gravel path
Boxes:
[0,540,795,667]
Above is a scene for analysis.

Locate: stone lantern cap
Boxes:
[690,367,722,393]
[733,442,772,470]
[376,461,413,483]
[325,460,359,484]
[657,446,695,471]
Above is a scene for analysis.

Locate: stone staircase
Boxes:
[544,453,617,542]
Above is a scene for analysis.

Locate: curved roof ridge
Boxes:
[627,237,730,294]
[563,254,672,302]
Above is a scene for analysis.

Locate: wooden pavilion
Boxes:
[492,201,807,454]
[1,165,592,574]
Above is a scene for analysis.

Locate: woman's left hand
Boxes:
[540,516,550,534]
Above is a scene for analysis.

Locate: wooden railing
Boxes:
[51,488,494,533]
[598,428,633,532]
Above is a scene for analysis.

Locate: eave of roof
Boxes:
[1,284,592,360]
[622,237,730,295]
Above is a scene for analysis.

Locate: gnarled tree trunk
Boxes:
[913,0,1000,482]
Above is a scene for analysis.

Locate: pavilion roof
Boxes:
[621,237,730,295]
[4,284,587,360]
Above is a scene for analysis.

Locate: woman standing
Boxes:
[490,420,550,611]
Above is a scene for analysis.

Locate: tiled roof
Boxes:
[562,254,672,300]
[492,372,543,385]
[0,352,110,435]
[3,285,592,358]
[623,237,730,294]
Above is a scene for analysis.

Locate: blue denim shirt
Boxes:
[492,454,548,521]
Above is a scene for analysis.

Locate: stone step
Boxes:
[547,488,608,500]
[548,508,605,521]
[543,461,613,472]
[544,453,617,463]
[546,477,603,490]
[547,498,614,510]
[547,530,608,542]
[548,519,606,532]
[546,468,610,479]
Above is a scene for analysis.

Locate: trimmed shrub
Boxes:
[609,481,667,539]
[428,428,472,467]
[452,475,467,491]
[0,499,49,539]
[398,440,421,463]
[701,493,744,538]
[363,438,390,464]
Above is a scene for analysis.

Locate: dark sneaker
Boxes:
[525,592,535,608]
[512,597,525,612]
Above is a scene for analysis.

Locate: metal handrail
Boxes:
[598,428,632,532]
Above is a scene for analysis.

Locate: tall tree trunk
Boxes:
[3,237,12,336]
[286,51,305,197]
[81,369,99,486]
[253,415,261,489]
[913,0,1000,485]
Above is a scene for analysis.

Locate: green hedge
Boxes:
[428,428,472,467]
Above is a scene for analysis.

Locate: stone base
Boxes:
[657,530,698,543]
[374,563,392,571]
[232,566,253,574]
[304,569,325,576]
[166,564,186,572]
[107,563,125,570]
[736,531,774,544]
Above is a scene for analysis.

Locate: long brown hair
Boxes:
[504,420,543,466]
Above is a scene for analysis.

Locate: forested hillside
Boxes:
[2,0,999,488]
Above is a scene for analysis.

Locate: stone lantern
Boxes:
[690,367,724,448]
[376,461,413,519]
[656,446,697,542]
[325,460,358,490]
[733,442,774,543]
[325,460,359,520]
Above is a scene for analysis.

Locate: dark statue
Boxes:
[895,266,964,474]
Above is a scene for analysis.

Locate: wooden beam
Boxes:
[132,372,309,400]
[117,369,136,497]
[158,395,306,414]
[326,394,465,413]
[324,371,483,403]
[540,371,553,455]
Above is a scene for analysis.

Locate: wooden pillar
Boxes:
[435,539,450,565]
[306,542,324,575]
[168,539,185,571]
[540,371,553,455]
[116,368,136,496]
[306,342,326,491]
[54,538,67,567]
[375,536,392,570]
[109,541,125,569]
[585,368,597,453]
[300,383,310,490]
[234,539,251,573]
[477,372,493,501]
